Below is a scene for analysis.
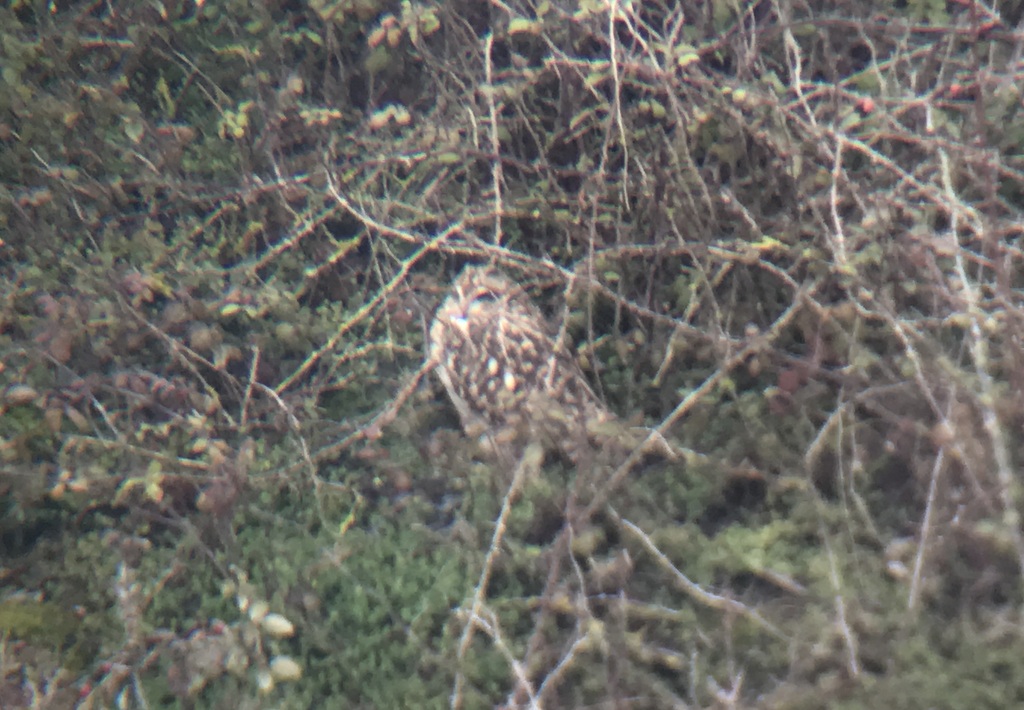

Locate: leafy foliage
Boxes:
[2,0,1024,707]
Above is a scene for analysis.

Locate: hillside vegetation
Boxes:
[2,0,1024,707]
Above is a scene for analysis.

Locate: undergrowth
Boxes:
[2,0,1024,707]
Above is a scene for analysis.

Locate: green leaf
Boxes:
[508,18,540,35]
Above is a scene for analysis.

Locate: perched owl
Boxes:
[429,265,614,458]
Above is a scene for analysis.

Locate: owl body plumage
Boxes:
[429,266,612,456]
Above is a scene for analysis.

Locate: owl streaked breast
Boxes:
[428,265,612,454]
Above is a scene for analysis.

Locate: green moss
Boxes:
[0,598,97,672]
[0,599,79,647]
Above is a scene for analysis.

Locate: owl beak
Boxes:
[450,313,470,337]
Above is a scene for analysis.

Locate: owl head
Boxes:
[438,265,543,339]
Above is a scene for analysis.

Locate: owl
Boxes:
[428,265,614,458]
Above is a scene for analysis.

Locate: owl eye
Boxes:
[471,289,501,303]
